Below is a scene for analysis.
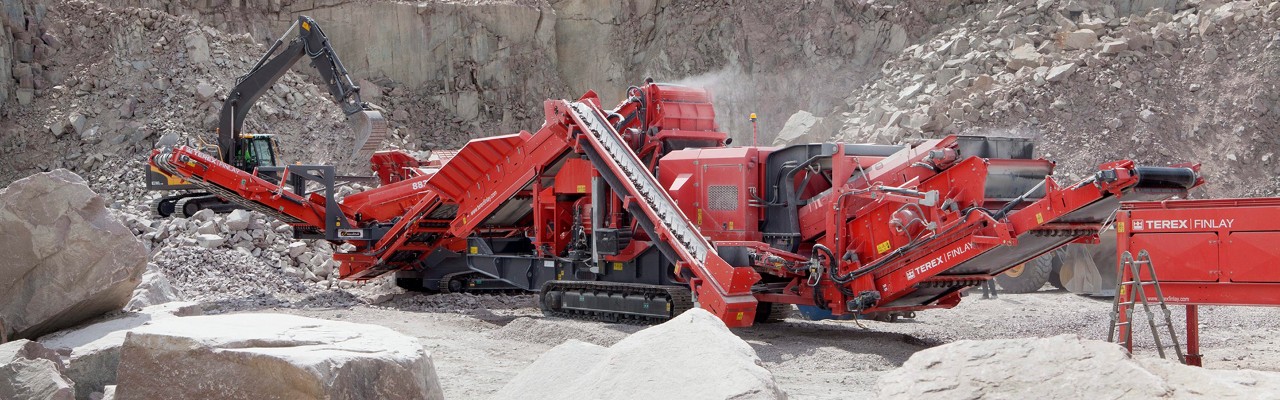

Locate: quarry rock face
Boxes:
[113,313,443,400]
[0,169,146,340]
[0,339,75,400]
[495,308,786,400]
[878,335,1280,399]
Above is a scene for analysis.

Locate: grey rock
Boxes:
[194,82,216,101]
[0,170,146,340]
[194,234,225,249]
[1006,44,1042,71]
[1045,63,1078,82]
[1061,29,1099,50]
[772,110,823,146]
[183,33,211,65]
[114,314,442,399]
[223,209,252,231]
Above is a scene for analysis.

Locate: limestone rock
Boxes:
[772,110,823,146]
[223,209,252,231]
[1006,44,1043,71]
[114,313,442,399]
[0,340,75,400]
[0,170,146,340]
[194,234,225,248]
[1061,29,1099,50]
[495,308,785,400]
[183,33,211,64]
[1046,63,1078,82]
[39,303,203,400]
[879,335,1280,399]
[124,264,182,310]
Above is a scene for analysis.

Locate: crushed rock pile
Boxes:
[878,334,1280,399]
[821,0,1280,197]
[495,308,787,400]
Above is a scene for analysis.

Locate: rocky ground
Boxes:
[1,0,1279,398]
[269,290,1280,399]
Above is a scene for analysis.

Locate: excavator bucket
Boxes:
[348,110,389,159]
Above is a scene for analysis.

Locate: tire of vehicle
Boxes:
[995,256,1053,294]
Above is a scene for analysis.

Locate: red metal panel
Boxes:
[1129,233,1219,282]
[1224,232,1280,283]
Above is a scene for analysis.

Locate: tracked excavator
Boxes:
[149,80,1202,327]
[147,16,387,218]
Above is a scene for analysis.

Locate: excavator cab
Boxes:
[234,134,279,170]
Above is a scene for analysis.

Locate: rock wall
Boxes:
[85,0,952,143]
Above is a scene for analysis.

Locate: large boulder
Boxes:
[878,335,1280,399]
[0,340,75,400]
[772,110,824,146]
[0,169,147,340]
[113,313,442,400]
[494,308,786,400]
[39,303,203,400]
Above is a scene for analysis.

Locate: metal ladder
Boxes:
[1107,250,1185,363]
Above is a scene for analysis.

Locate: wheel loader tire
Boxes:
[995,256,1053,294]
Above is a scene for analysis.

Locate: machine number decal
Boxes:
[412,180,428,191]
[876,241,891,254]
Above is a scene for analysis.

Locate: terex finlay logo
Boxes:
[1130,218,1234,231]
[904,242,975,281]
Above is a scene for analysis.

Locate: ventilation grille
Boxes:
[707,185,739,210]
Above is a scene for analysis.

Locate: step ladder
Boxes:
[1107,250,1185,363]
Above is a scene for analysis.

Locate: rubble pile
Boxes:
[823,0,1280,196]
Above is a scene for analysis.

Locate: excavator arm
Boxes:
[217,15,386,164]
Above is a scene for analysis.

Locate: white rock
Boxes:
[183,33,211,64]
[1045,63,1078,82]
[0,170,146,340]
[1061,29,1099,50]
[195,82,216,101]
[1006,44,1042,71]
[114,314,442,399]
[286,241,308,258]
[0,340,74,400]
[69,112,87,135]
[124,263,182,310]
[194,234,225,249]
[38,303,202,399]
[195,220,218,235]
[495,308,785,400]
[878,335,1280,399]
[224,209,252,231]
[772,111,823,146]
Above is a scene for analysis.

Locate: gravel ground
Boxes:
[262,289,1280,399]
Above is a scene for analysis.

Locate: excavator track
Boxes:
[539,280,694,325]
